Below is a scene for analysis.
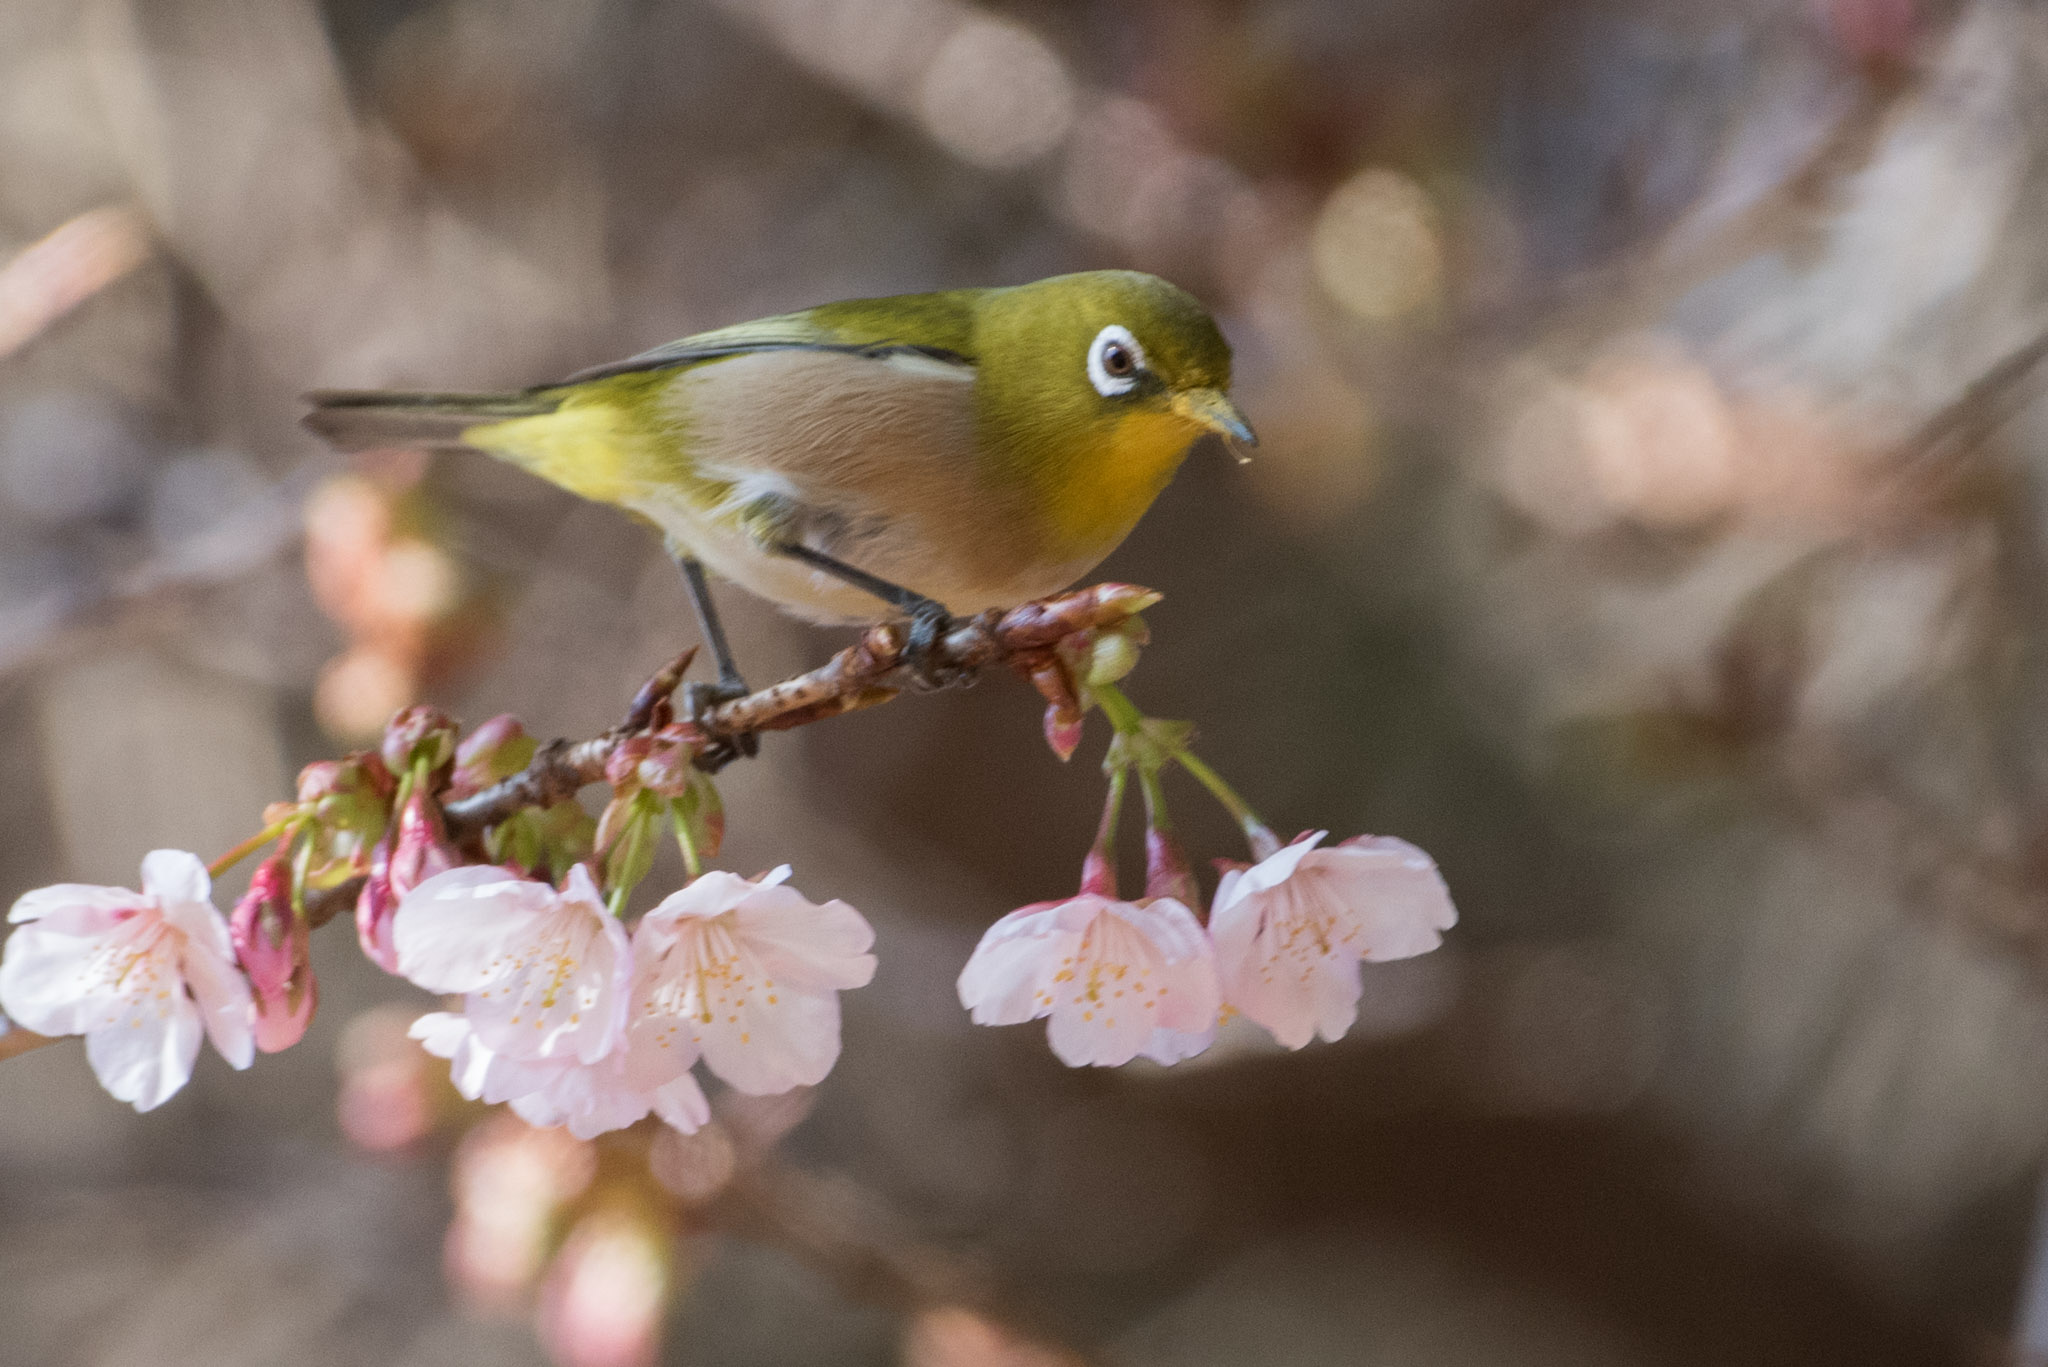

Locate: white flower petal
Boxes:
[1323,837,1458,960]
[642,870,756,928]
[1044,903,1218,1065]
[139,850,212,910]
[961,895,1220,1068]
[392,867,566,993]
[1229,832,1326,898]
[692,983,841,1094]
[1212,832,1456,1049]
[461,902,630,1065]
[1141,1025,1217,1065]
[632,870,872,1096]
[731,887,876,991]
[182,943,255,1070]
[84,989,202,1111]
[0,910,137,1036]
[956,904,1077,1026]
[160,887,237,966]
[10,883,144,924]
[649,1073,710,1134]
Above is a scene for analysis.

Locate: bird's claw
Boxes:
[683,676,759,770]
[900,602,972,692]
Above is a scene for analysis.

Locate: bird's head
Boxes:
[976,271,1255,552]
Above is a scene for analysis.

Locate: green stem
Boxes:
[1175,747,1282,859]
[1094,763,1128,855]
[1136,762,1173,834]
[671,805,704,881]
[608,881,630,920]
[1092,681,1148,738]
[1080,762,1126,898]
[208,820,292,879]
[1092,681,1281,860]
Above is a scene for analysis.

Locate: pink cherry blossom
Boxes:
[0,850,253,1110]
[630,867,876,1095]
[957,894,1221,1067]
[1209,832,1456,1049]
[411,1011,709,1140]
[392,863,629,1065]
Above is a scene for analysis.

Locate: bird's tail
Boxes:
[302,389,561,454]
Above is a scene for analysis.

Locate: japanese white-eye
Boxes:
[305,269,1254,636]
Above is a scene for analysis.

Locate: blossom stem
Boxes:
[1173,748,1282,860]
[671,804,704,881]
[1091,682,1281,861]
[207,820,292,879]
[1136,761,1173,835]
[1080,763,1127,897]
[1090,680,1148,739]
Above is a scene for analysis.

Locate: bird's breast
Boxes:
[643,348,1067,619]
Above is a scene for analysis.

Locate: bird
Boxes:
[304,269,1255,745]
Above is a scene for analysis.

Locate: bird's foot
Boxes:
[683,674,759,770]
[899,601,974,692]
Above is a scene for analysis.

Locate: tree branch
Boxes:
[441,582,1158,836]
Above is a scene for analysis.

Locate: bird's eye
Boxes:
[1087,324,1145,397]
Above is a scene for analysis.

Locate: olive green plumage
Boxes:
[305,270,1252,625]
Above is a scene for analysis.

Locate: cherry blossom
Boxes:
[957,894,1221,1067]
[411,1010,710,1140]
[0,850,253,1110]
[630,868,876,1095]
[1209,831,1457,1049]
[392,863,629,1064]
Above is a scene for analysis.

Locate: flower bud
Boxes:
[449,714,536,799]
[357,786,457,971]
[230,857,318,1053]
[633,732,698,799]
[488,800,598,882]
[538,1206,674,1367]
[447,1113,597,1313]
[380,704,459,777]
[1024,659,1084,762]
[299,751,396,804]
[1070,616,1148,689]
[603,734,656,794]
[298,752,396,888]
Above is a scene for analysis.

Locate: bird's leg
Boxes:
[772,543,963,689]
[672,552,759,765]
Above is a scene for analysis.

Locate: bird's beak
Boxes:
[1171,388,1259,448]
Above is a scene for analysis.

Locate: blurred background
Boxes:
[3,0,2046,1362]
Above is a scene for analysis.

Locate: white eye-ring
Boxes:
[1087,324,1145,397]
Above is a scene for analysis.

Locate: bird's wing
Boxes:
[556,292,982,385]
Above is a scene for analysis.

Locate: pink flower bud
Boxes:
[538,1207,673,1367]
[231,856,318,1053]
[380,704,458,777]
[1023,658,1084,762]
[357,787,457,972]
[446,1113,597,1312]
[449,714,535,799]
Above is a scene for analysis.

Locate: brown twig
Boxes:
[441,582,1159,836]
